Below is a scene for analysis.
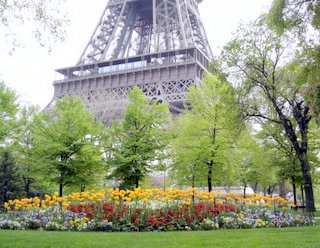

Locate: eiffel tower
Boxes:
[52,0,213,125]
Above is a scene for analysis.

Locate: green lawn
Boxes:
[1,225,320,248]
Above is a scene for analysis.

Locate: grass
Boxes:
[1,225,320,248]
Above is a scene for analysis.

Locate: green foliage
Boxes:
[0,82,19,145]
[300,46,320,121]
[169,114,208,188]
[268,0,320,33]
[267,0,320,121]
[0,151,23,207]
[31,96,104,196]
[0,0,69,52]
[309,121,320,184]
[220,16,317,211]
[0,83,47,199]
[107,87,170,189]
[12,105,45,197]
[268,0,287,34]
[256,121,310,204]
[171,73,242,189]
[228,129,278,192]
[313,2,320,28]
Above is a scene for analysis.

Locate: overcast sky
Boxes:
[0,0,272,108]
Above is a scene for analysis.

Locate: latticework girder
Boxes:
[75,78,195,125]
[77,0,212,64]
[51,0,212,125]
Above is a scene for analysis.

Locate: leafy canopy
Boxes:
[171,73,242,189]
[268,0,320,34]
[0,0,69,52]
[107,87,170,189]
[220,15,316,211]
[32,96,104,195]
[0,82,19,146]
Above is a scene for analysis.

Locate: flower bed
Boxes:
[0,188,315,232]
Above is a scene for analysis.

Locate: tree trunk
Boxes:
[301,184,305,207]
[2,156,8,204]
[284,129,315,211]
[291,177,297,208]
[207,160,213,192]
[243,184,247,199]
[80,185,85,192]
[279,181,286,198]
[59,183,63,197]
[134,167,140,189]
[253,182,259,193]
[299,158,315,211]
[293,145,315,211]
[24,178,30,197]
[59,160,66,197]
[208,128,216,193]
[271,98,315,212]
[192,174,195,202]
[267,185,272,196]
[23,176,34,197]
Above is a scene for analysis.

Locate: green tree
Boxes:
[227,129,274,196]
[107,87,170,189]
[220,17,316,211]
[258,122,304,203]
[0,0,69,52]
[32,96,104,196]
[13,105,45,197]
[171,73,242,192]
[0,150,23,208]
[0,82,19,146]
[0,82,30,204]
[268,0,320,34]
[170,114,209,189]
[268,0,320,121]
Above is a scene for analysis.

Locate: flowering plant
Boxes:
[0,188,315,232]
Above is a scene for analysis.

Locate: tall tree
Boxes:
[228,129,278,197]
[0,150,23,207]
[0,82,27,206]
[268,0,320,34]
[107,87,170,189]
[220,17,316,211]
[32,96,104,196]
[258,122,304,202]
[170,114,210,189]
[13,106,43,197]
[0,82,19,146]
[268,0,320,121]
[171,73,242,192]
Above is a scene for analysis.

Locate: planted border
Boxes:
[0,188,315,232]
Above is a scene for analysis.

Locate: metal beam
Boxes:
[52,0,212,125]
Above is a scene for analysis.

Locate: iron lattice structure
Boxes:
[52,0,213,125]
